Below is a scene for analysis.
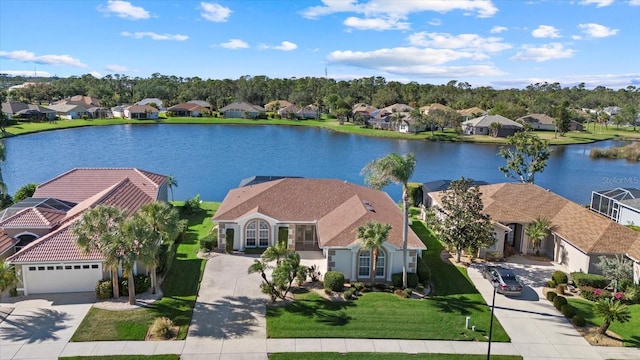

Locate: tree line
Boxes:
[2,74,639,119]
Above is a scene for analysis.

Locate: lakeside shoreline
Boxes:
[1,117,638,145]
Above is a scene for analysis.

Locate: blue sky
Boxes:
[1,0,638,89]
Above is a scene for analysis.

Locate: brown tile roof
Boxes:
[429,183,640,255]
[517,113,555,125]
[7,222,103,263]
[458,107,485,116]
[0,207,66,228]
[0,232,18,255]
[213,178,425,250]
[34,168,165,203]
[627,238,640,262]
[127,104,158,114]
[167,102,205,112]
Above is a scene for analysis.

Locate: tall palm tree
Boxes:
[72,205,127,298]
[0,260,19,296]
[166,175,178,202]
[593,298,631,335]
[524,216,551,256]
[137,202,180,294]
[119,216,153,305]
[262,241,291,265]
[357,221,391,286]
[361,153,416,288]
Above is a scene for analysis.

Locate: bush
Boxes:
[546,291,557,302]
[404,288,413,297]
[572,315,586,327]
[352,282,365,291]
[391,272,419,288]
[394,289,409,298]
[561,304,576,318]
[150,317,176,339]
[556,284,566,295]
[553,295,568,310]
[183,194,201,214]
[119,274,151,295]
[343,288,356,300]
[406,182,423,207]
[571,272,608,288]
[200,233,218,251]
[95,280,113,299]
[547,279,557,288]
[624,285,640,304]
[323,271,345,292]
[552,271,568,285]
[579,286,612,301]
[417,257,431,283]
[225,228,234,253]
[307,264,321,282]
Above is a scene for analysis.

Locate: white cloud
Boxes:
[428,18,442,26]
[408,32,511,53]
[121,31,188,41]
[0,50,87,67]
[572,35,583,40]
[260,41,298,51]
[490,26,508,34]
[219,39,249,49]
[343,16,410,31]
[578,23,619,38]
[511,43,575,62]
[90,71,103,78]
[97,0,150,20]
[580,0,614,7]
[105,64,129,72]
[302,0,498,22]
[1,70,51,77]
[200,2,232,22]
[532,25,561,38]
[631,0,640,5]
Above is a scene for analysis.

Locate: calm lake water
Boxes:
[2,124,639,205]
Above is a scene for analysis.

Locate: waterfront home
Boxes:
[220,101,266,119]
[265,100,292,112]
[1,101,56,121]
[462,114,523,137]
[590,187,640,226]
[517,113,584,132]
[213,178,426,282]
[124,104,159,119]
[425,183,640,276]
[3,168,168,295]
[167,102,206,117]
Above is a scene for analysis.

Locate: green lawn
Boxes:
[269,353,522,360]
[3,117,638,145]
[70,202,219,341]
[267,221,509,342]
[568,298,640,347]
[60,356,179,360]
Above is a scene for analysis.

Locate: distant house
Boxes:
[591,188,640,226]
[111,105,129,118]
[380,103,414,115]
[265,100,293,112]
[167,102,206,117]
[50,96,113,119]
[279,104,319,119]
[61,95,101,107]
[187,100,212,110]
[421,179,489,207]
[419,103,452,116]
[212,178,426,282]
[457,107,486,121]
[602,106,620,117]
[4,168,168,295]
[219,101,266,119]
[47,103,91,120]
[135,98,165,111]
[124,104,159,119]
[396,113,425,133]
[1,101,56,121]
[462,115,523,137]
[517,114,584,132]
[426,183,640,276]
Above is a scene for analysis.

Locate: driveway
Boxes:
[0,292,94,360]
[468,256,640,360]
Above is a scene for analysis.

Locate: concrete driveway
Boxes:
[0,292,94,360]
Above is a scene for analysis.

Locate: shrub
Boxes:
[323,271,345,292]
[624,284,640,304]
[404,288,413,297]
[552,271,568,285]
[343,288,356,300]
[307,264,321,282]
[572,315,586,327]
[150,317,176,339]
[225,228,234,253]
[391,272,419,288]
[394,289,409,298]
[579,286,612,302]
[200,233,218,251]
[352,282,365,291]
[119,274,151,295]
[561,304,576,318]
[417,257,431,283]
[556,284,566,295]
[546,291,557,302]
[183,194,201,214]
[571,272,608,288]
[547,279,557,288]
[95,280,113,300]
[553,295,568,310]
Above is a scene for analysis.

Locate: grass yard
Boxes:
[269,353,522,360]
[267,221,509,342]
[70,202,219,342]
[568,298,640,347]
[60,356,179,360]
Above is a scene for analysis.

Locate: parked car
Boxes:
[481,265,523,296]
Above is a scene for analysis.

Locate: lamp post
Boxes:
[487,278,499,360]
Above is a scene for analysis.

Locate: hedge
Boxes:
[553,295,568,310]
[392,272,419,288]
[546,291,557,302]
[324,271,345,292]
[570,272,608,288]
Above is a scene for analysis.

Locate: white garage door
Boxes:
[25,263,103,294]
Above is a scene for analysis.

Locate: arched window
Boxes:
[358,249,385,278]
[246,219,270,248]
[15,233,38,250]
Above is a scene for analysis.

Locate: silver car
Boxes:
[482,265,523,296]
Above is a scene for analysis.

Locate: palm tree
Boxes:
[524,216,551,256]
[390,112,405,131]
[0,260,19,296]
[357,221,392,286]
[119,216,154,305]
[262,241,291,265]
[361,153,416,288]
[166,175,178,202]
[72,205,127,298]
[593,298,631,335]
[137,201,180,294]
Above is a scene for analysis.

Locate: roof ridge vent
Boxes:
[363,200,375,212]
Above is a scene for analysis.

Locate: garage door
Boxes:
[25,263,103,294]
